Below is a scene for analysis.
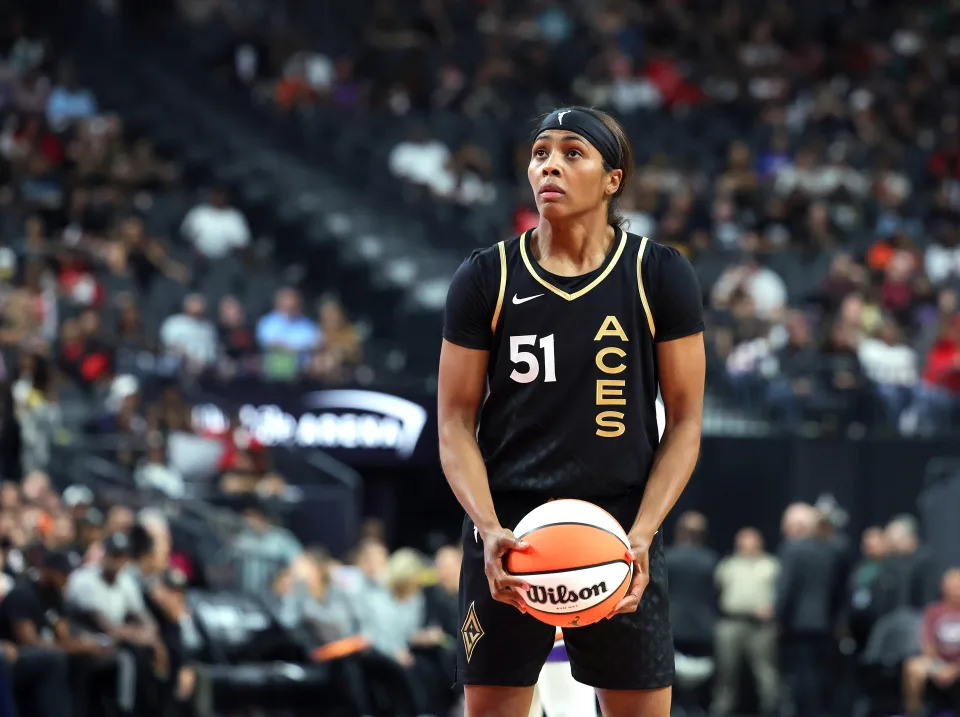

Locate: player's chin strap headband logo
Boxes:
[557,110,571,125]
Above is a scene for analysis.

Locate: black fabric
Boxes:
[665,543,719,645]
[0,581,60,643]
[776,537,846,636]
[780,634,834,717]
[9,647,74,717]
[455,510,675,690]
[424,584,459,639]
[443,231,703,499]
[534,108,622,169]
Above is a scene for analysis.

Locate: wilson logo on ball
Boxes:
[525,583,609,606]
[506,499,633,627]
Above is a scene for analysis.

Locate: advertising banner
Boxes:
[189,379,439,468]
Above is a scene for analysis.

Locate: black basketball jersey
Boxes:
[443,228,703,501]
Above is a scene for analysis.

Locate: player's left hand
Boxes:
[608,535,651,617]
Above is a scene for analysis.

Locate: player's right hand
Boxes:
[480,526,531,613]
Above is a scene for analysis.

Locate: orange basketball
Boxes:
[505,499,632,628]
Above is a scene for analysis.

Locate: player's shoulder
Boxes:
[460,236,520,276]
[459,234,520,272]
[627,231,692,268]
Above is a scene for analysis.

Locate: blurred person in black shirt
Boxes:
[666,511,718,659]
[423,544,462,715]
[766,311,822,429]
[130,522,203,716]
[846,526,889,654]
[776,503,847,717]
[874,515,940,617]
[424,544,461,640]
[0,549,115,717]
[665,511,718,714]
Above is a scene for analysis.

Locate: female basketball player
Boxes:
[438,106,705,717]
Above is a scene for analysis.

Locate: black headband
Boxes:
[534,108,622,169]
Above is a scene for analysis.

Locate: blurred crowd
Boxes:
[184,0,960,434]
[0,461,465,717]
[666,501,960,717]
[0,7,369,424]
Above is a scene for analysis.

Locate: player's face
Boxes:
[528,130,621,222]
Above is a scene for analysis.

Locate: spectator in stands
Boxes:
[12,353,61,473]
[875,515,939,614]
[91,375,146,455]
[0,549,114,717]
[776,502,846,717]
[113,292,156,354]
[256,287,319,377]
[357,547,440,716]
[66,532,167,714]
[159,293,218,372]
[388,126,451,198]
[66,531,157,640]
[114,214,189,292]
[134,437,185,499]
[903,568,960,715]
[45,65,98,132]
[129,518,200,715]
[847,526,889,654]
[766,311,821,428]
[424,544,460,642]
[273,548,355,644]
[308,296,362,382]
[908,315,960,434]
[231,499,302,595]
[58,311,113,389]
[857,319,918,429]
[924,224,960,288]
[180,185,251,262]
[711,255,787,323]
[713,527,780,716]
[216,294,257,370]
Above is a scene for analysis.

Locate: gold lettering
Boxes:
[596,411,625,438]
[593,316,628,342]
[596,380,626,405]
[595,347,626,374]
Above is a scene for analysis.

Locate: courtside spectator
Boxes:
[231,500,302,595]
[903,568,960,714]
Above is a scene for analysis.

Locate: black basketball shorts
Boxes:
[454,500,675,691]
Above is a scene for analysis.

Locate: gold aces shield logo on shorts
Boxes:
[461,601,484,663]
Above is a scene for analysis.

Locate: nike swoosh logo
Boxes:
[512,293,543,305]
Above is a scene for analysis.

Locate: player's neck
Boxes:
[532,218,615,277]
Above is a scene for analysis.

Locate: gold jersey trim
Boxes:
[491,240,507,333]
[519,228,627,301]
[636,236,655,338]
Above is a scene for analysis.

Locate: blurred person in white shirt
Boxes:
[159,294,218,371]
[857,319,918,428]
[180,185,251,261]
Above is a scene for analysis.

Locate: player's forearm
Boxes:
[630,416,701,542]
[439,419,501,534]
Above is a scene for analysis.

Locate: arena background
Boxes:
[0,0,958,715]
